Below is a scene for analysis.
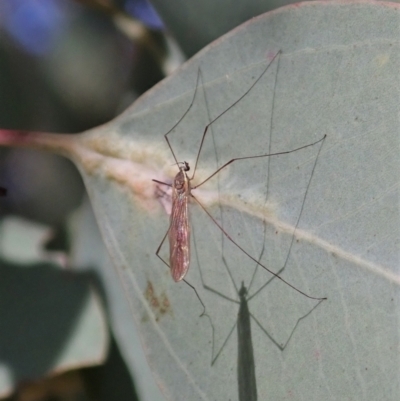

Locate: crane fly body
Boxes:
[169,162,191,282]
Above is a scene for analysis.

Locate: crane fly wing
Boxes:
[169,180,190,282]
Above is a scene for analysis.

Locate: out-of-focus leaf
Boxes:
[0,217,108,398]
[69,197,166,401]
[150,0,301,56]
[0,2,398,400]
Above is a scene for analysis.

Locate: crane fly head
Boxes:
[177,161,190,172]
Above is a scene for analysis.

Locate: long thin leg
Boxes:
[248,264,284,302]
[164,68,202,165]
[193,221,240,303]
[155,228,171,268]
[248,134,327,301]
[194,243,238,366]
[191,50,282,181]
[191,194,326,301]
[246,51,281,292]
[152,179,172,187]
[183,278,206,316]
[250,299,325,351]
[193,135,326,189]
[211,321,237,366]
[192,227,238,303]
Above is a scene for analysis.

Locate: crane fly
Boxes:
[167,160,191,282]
[153,50,326,306]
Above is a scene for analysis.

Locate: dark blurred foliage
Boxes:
[0,1,166,400]
[0,0,165,227]
[4,335,138,401]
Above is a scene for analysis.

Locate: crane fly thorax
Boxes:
[173,168,191,197]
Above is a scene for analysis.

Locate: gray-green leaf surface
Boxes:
[75,3,399,400]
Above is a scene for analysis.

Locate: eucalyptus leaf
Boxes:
[0,2,398,400]
[69,198,166,401]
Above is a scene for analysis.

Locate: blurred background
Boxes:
[0,1,322,400]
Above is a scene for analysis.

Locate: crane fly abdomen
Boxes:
[169,169,191,282]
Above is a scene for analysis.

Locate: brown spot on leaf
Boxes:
[144,281,172,321]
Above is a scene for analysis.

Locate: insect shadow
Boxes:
[193,133,326,401]
[152,50,326,312]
